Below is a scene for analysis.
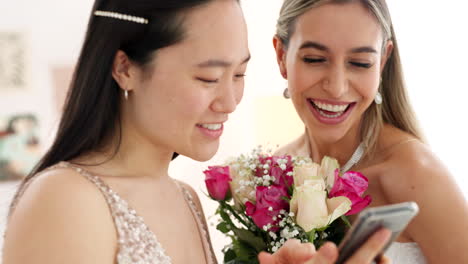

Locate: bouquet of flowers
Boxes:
[204,147,372,264]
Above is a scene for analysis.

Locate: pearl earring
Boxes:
[374,92,382,105]
[124,90,129,100]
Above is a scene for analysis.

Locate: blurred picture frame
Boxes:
[0,32,28,91]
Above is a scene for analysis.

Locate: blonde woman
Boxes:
[273,0,468,263]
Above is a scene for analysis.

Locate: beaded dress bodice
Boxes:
[42,162,217,264]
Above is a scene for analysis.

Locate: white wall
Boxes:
[0,0,95,147]
[1,0,467,262]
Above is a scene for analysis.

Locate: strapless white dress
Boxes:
[386,242,427,264]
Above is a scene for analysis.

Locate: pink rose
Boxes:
[255,185,289,211]
[204,166,232,201]
[246,201,281,232]
[245,185,289,231]
[329,170,372,215]
[255,155,294,188]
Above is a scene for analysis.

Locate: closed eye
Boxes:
[197,77,219,83]
[303,58,326,64]
[350,62,372,69]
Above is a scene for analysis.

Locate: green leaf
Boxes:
[341,215,351,227]
[217,222,231,234]
[224,248,237,263]
[231,239,260,264]
[232,227,267,252]
[225,260,250,264]
[219,207,232,223]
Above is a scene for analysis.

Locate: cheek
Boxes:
[160,90,209,124]
[288,62,323,95]
[235,81,245,104]
[178,94,210,118]
[350,72,380,100]
[132,85,207,134]
[133,90,172,133]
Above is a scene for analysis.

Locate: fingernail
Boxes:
[303,243,316,254]
[320,243,337,259]
[377,229,392,242]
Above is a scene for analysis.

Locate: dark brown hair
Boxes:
[10,0,224,215]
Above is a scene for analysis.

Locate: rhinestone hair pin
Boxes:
[94,10,149,24]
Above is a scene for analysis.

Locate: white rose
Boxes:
[319,156,340,191]
[290,179,351,232]
[293,162,320,187]
[229,167,256,208]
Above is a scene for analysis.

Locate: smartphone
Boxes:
[335,202,419,264]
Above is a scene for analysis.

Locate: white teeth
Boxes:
[318,110,343,118]
[313,101,349,112]
[200,124,222,130]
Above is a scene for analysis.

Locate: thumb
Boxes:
[260,240,316,264]
[310,242,338,264]
[258,252,275,264]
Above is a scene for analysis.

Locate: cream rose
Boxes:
[229,166,256,208]
[318,156,340,191]
[290,179,351,232]
[293,162,320,187]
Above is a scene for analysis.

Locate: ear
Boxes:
[273,35,288,79]
[112,50,135,91]
[380,40,394,74]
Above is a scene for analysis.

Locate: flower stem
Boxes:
[222,202,250,229]
[307,230,316,244]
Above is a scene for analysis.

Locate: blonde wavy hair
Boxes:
[276,0,425,158]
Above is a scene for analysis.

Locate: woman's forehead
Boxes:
[291,3,383,49]
[163,1,249,64]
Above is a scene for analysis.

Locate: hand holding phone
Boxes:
[335,202,419,264]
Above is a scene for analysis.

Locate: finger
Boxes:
[268,239,316,263]
[310,242,339,264]
[279,239,316,262]
[374,254,392,264]
[258,252,274,264]
[378,255,392,264]
[346,228,392,264]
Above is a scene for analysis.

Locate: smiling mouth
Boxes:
[196,123,223,131]
[308,99,355,118]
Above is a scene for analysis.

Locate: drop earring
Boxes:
[374,77,382,105]
[124,90,129,100]
[283,87,290,99]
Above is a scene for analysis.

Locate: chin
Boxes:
[190,151,217,162]
[308,123,351,143]
[184,143,219,162]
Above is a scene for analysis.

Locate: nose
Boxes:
[322,64,348,99]
[211,79,243,114]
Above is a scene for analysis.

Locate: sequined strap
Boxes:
[56,162,172,263]
[9,162,97,216]
[53,162,117,200]
[175,181,218,264]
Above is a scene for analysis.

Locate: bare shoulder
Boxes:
[378,125,458,202]
[378,126,468,262]
[3,166,117,263]
[274,133,308,156]
[379,130,454,201]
